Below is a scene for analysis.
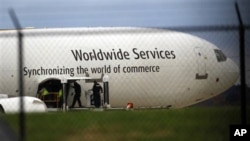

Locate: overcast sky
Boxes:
[0,0,249,29]
[0,0,250,85]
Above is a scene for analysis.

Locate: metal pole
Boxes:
[61,78,68,111]
[63,83,68,111]
[8,9,25,141]
[235,1,247,125]
[103,82,109,104]
[103,74,110,108]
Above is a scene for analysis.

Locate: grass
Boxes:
[1,106,242,141]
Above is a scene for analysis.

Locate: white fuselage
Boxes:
[0,27,239,109]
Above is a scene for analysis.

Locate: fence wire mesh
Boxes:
[0,27,249,141]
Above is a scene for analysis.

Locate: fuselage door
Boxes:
[194,47,208,79]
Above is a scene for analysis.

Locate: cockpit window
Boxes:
[214,49,227,62]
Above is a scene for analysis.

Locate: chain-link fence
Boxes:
[1,1,250,140]
[0,25,249,141]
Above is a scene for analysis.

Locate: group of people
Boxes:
[70,81,103,108]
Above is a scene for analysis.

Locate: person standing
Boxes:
[70,81,83,108]
[92,81,103,108]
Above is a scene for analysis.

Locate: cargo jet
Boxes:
[0,27,239,113]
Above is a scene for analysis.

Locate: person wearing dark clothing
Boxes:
[70,82,83,108]
[92,81,103,108]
